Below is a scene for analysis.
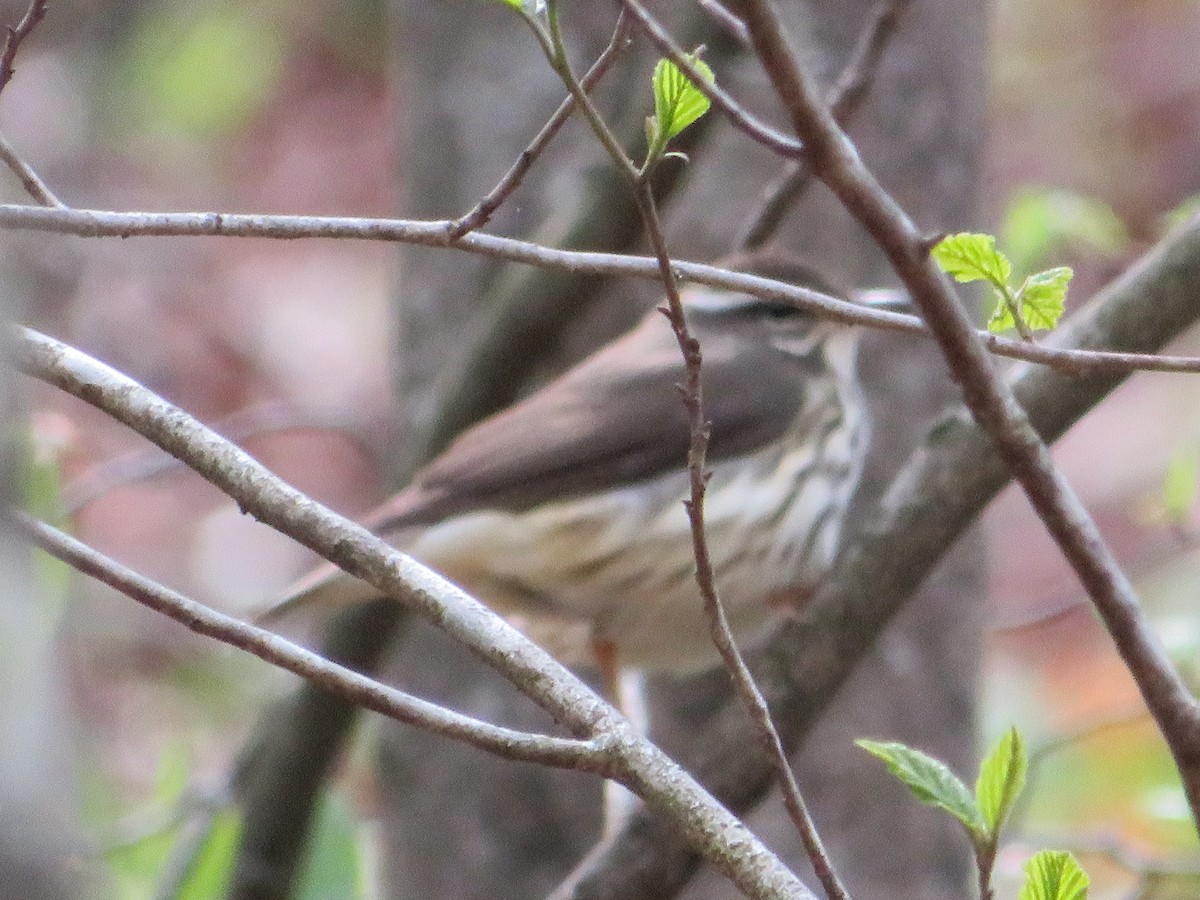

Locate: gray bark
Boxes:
[377,0,987,897]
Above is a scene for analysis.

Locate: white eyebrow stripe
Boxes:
[683,288,757,312]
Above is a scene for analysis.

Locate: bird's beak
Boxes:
[855,288,913,314]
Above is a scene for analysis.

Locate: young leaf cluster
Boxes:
[932,232,1073,338]
[858,728,1089,899]
[644,53,713,167]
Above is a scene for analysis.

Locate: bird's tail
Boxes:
[254,561,382,627]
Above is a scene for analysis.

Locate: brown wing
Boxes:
[366,305,807,532]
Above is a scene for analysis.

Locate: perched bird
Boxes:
[263,256,882,678]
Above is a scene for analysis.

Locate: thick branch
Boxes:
[554,208,1200,900]
[12,327,814,900]
[732,0,1200,823]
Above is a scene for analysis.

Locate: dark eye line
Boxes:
[763,302,800,319]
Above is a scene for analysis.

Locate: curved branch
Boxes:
[733,0,1200,821]
[12,327,814,900]
[551,208,1200,900]
[13,514,608,770]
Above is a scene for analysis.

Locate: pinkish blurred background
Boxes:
[4,0,1200,895]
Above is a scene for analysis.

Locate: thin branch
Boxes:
[552,184,1200,900]
[448,11,633,239]
[731,0,1200,825]
[616,0,805,159]
[0,0,46,95]
[13,513,608,770]
[2,203,1200,377]
[695,0,749,46]
[418,9,743,464]
[826,0,912,123]
[0,131,62,207]
[541,13,845,890]
[503,18,843,891]
[737,0,910,249]
[637,179,849,900]
[543,1,639,184]
[531,21,841,889]
[13,326,815,900]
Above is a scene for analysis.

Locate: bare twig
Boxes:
[695,0,749,46]
[638,177,849,900]
[552,188,1200,900]
[0,0,46,95]
[737,0,910,249]
[0,131,62,207]
[616,0,804,159]
[13,512,607,770]
[520,13,847,888]
[2,202,1199,378]
[13,326,815,900]
[730,0,1200,826]
[448,12,632,239]
[537,7,847,887]
[543,1,639,184]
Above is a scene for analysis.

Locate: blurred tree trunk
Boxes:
[380,0,987,896]
[0,285,78,900]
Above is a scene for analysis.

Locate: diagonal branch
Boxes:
[13,513,608,771]
[552,191,1200,900]
[0,0,46,95]
[731,0,1200,826]
[12,326,815,900]
[738,0,911,249]
[616,0,803,158]
[447,13,631,239]
[0,131,62,207]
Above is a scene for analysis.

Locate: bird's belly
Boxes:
[408,452,852,672]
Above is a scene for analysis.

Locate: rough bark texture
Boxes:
[375,0,987,897]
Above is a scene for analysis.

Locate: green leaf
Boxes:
[1159,194,1200,236]
[986,288,1017,334]
[499,0,545,12]
[975,727,1027,835]
[117,5,285,139]
[1002,188,1126,274]
[172,808,242,900]
[931,233,1013,290]
[1016,266,1072,331]
[857,739,984,834]
[1163,450,1198,523]
[652,54,713,144]
[294,790,371,900]
[1017,850,1089,900]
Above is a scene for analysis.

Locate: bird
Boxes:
[261,254,882,681]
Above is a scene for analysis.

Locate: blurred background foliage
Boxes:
[3,0,1200,896]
